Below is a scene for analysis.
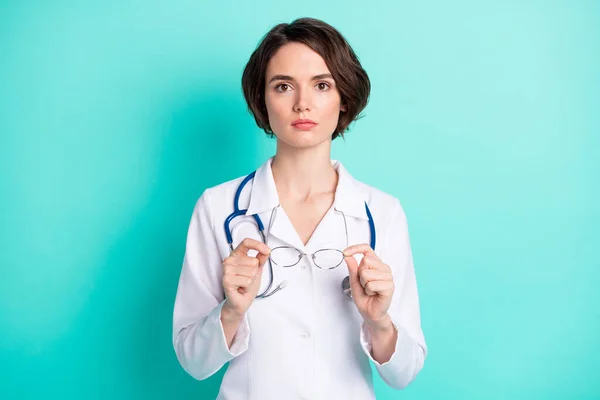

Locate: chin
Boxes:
[279,134,330,149]
[276,127,332,149]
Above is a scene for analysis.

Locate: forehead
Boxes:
[266,42,330,78]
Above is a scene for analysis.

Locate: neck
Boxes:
[271,141,338,201]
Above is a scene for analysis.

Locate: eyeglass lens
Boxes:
[269,246,344,269]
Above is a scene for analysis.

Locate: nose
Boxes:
[294,86,312,112]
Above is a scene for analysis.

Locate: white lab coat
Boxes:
[172,156,427,400]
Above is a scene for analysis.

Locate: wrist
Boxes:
[221,301,245,323]
[365,313,394,334]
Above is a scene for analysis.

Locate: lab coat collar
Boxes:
[245,156,369,220]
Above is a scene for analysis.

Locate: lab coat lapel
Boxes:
[245,157,305,249]
[244,157,369,250]
[261,205,306,250]
[331,161,370,221]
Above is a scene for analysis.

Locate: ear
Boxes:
[340,104,348,112]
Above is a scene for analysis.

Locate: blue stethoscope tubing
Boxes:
[224,171,376,298]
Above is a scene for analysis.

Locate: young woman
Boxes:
[172,17,427,400]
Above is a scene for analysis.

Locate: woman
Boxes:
[172,17,427,400]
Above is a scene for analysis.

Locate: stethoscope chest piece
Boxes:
[342,275,352,298]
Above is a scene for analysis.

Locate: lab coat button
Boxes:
[301,331,311,339]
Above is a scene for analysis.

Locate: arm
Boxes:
[365,314,397,364]
[359,199,428,389]
[172,189,251,380]
[221,307,246,349]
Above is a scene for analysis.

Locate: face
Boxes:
[264,42,347,149]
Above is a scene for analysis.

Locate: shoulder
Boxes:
[352,178,407,222]
[191,173,250,217]
[201,175,247,202]
[337,160,406,220]
[349,177,412,258]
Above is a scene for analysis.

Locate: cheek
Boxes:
[265,96,290,124]
[318,98,343,126]
[317,93,342,113]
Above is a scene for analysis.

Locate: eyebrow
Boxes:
[267,73,333,84]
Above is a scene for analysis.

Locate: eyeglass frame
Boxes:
[264,205,350,270]
[268,246,346,269]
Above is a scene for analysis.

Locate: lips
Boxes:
[292,122,317,130]
[292,119,318,130]
[292,119,317,126]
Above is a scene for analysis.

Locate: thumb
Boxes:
[344,255,366,298]
[250,254,268,289]
[256,252,269,273]
[248,254,268,295]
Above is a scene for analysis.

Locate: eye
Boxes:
[275,83,292,92]
[317,82,331,91]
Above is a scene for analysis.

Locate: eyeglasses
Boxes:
[265,205,349,270]
[269,246,345,269]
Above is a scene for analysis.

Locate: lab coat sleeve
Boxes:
[172,188,251,380]
[359,198,427,389]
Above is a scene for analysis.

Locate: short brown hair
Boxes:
[241,17,371,140]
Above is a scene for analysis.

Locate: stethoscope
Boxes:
[224,170,376,298]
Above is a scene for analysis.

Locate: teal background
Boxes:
[1,0,599,398]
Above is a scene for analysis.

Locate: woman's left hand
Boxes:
[343,244,395,329]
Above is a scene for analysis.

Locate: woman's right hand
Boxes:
[221,238,271,321]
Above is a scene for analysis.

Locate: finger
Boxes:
[359,269,392,295]
[343,243,378,259]
[232,238,271,257]
[226,254,260,268]
[225,275,254,290]
[359,269,391,285]
[227,253,268,271]
[256,252,269,270]
[226,265,259,279]
[357,256,372,274]
[364,280,394,297]
[356,255,376,279]
[359,255,387,272]
[361,254,384,269]
[364,284,376,296]
[344,255,367,298]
